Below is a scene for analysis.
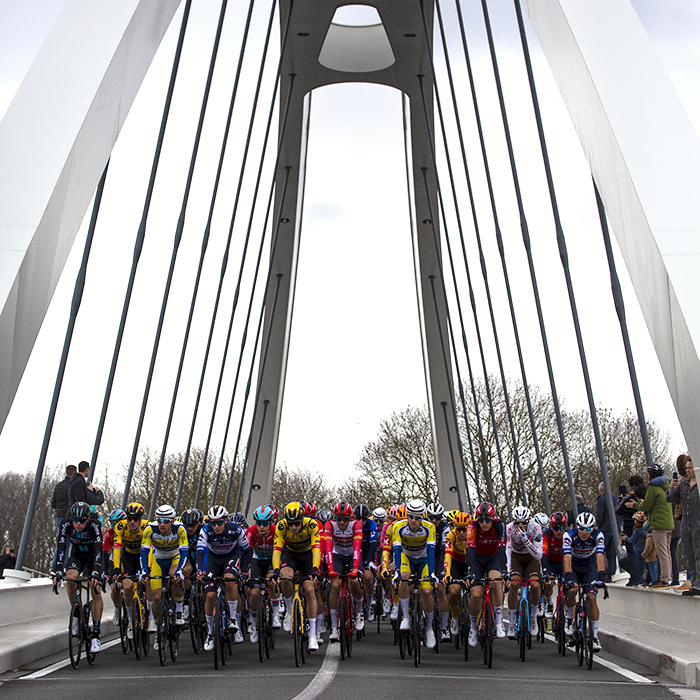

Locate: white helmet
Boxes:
[534,512,549,529]
[155,504,176,520]
[372,507,387,520]
[208,505,229,520]
[512,505,531,524]
[426,502,445,518]
[576,512,596,530]
[406,498,426,518]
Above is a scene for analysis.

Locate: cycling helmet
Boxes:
[453,512,472,527]
[512,505,531,523]
[406,498,426,518]
[426,503,445,519]
[231,512,248,528]
[388,505,401,520]
[632,511,647,523]
[271,505,280,521]
[334,502,354,518]
[303,502,317,518]
[372,507,387,521]
[317,508,333,524]
[354,504,370,519]
[475,502,496,520]
[155,504,176,520]
[396,505,407,520]
[254,505,274,524]
[126,502,145,518]
[534,512,549,529]
[71,501,91,519]
[285,501,303,521]
[109,508,126,524]
[647,463,665,478]
[194,508,205,523]
[575,512,596,529]
[208,505,229,521]
[550,511,568,529]
[181,509,200,526]
[445,509,459,526]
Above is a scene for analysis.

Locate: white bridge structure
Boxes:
[0,0,698,517]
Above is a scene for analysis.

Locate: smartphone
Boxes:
[672,471,678,480]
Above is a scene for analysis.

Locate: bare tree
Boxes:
[271,464,338,511]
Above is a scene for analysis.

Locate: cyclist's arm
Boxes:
[272,521,285,571]
[113,524,123,572]
[310,520,321,570]
[238,529,252,573]
[55,520,69,573]
[352,520,363,571]
[195,526,208,571]
[367,521,378,564]
[444,533,453,576]
[140,525,153,573]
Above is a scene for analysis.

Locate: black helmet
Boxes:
[647,463,665,478]
[71,501,90,519]
[354,504,370,519]
[181,509,200,526]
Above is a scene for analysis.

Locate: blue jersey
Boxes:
[360,518,378,563]
[196,522,251,571]
[563,527,605,562]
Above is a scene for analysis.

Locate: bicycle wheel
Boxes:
[537,615,546,643]
[141,598,150,658]
[412,603,421,667]
[346,597,353,658]
[132,598,143,661]
[157,602,168,666]
[293,597,303,668]
[213,599,222,670]
[575,606,584,666]
[519,606,526,662]
[397,609,406,659]
[584,603,594,670]
[375,587,382,634]
[556,596,566,657]
[85,601,97,665]
[257,600,266,663]
[339,596,347,660]
[68,601,82,669]
[483,604,493,668]
[168,605,178,663]
[189,593,202,654]
[119,596,130,654]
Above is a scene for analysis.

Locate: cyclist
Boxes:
[443,511,471,636]
[54,501,104,653]
[354,503,378,628]
[541,512,567,618]
[426,502,450,640]
[445,510,459,531]
[180,508,202,621]
[465,502,507,645]
[372,507,387,529]
[381,505,406,621]
[245,504,282,643]
[140,504,189,644]
[563,511,606,652]
[392,498,437,649]
[272,501,322,650]
[103,508,126,624]
[378,505,398,616]
[197,505,251,650]
[304,501,327,641]
[325,502,363,641]
[506,505,543,639]
[112,502,149,638]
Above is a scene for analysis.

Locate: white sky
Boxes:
[0,0,698,492]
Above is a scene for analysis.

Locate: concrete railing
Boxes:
[0,575,65,626]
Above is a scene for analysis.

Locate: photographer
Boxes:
[0,545,16,578]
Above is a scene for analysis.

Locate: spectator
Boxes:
[596,481,619,581]
[641,521,659,585]
[68,461,104,508]
[626,464,674,589]
[567,493,592,527]
[52,464,77,529]
[0,545,16,578]
[667,455,700,596]
[627,508,647,587]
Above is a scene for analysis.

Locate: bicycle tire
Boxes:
[213,598,222,670]
[119,596,129,654]
[346,596,353,658]
[556,596,566,657]
[519,604,527,662]
[575,605,584,666]
[157,601,168,666]
[132,598,142,661]
[412,591,421,667]
[168,605,178,663]
[584,602,594,670]
[141,596,150,658]
[257,599,266,663]
[396,614,406,658]
[293,597,303,667]
[68,601,82,669]
[189,593,202,654]
[220,599,229,667]
[483,603,493,668]
[537,615,546,643]
[85,601,96,665]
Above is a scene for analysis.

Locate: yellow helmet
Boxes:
[445,509,460,526]
[125,502,145,518]
[285,501,303,521]
[453,512,472,527]
[396,505,407,520]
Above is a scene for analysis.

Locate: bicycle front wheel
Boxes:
[292,597,303,667]
[132,598,143,661]
[584,603,594,670]
[483,604,493,668]
[168,606,178,663]
[189,593,203,654]
[519,608,527,662]
[157,602,168,666]
[68,602,82,669]
[119,596,130,654]
[411,596,421,667]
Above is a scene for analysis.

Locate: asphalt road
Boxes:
[0,620,695,700]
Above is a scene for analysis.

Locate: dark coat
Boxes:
[596,493,619,535]
[68,472,104,507]
[51,477,72,518]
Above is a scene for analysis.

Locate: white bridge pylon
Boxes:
[0,1,698,512]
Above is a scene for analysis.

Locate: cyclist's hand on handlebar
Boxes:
[430,572,439,584]
[348,570,358,579]
[443,573,452,584]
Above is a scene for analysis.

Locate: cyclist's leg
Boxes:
[398,553,411,625]
[508,555,526,633]
[64,554,80,604]
[168,556,185,618]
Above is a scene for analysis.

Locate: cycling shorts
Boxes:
[150,554,181,586]
[510,552,541,581]
[570,558,597,593]
[543,560,563,579]
[399,554,431,590]
[332,553,359,576]
[65,550,98,576]
[203,553,239,594]
[249,558,274,584]
[449,560,469,581]
[469,553,502,582]
[361,551,374,570]
[280,547,314,576]
[121,551,141,578]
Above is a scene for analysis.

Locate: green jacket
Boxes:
[635,482,674,531]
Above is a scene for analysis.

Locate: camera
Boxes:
[672,471,679,480]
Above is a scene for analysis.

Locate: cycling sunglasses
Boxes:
[407,514,422,521]
[336,516,350,523]
[127,516,141,522]
[478,517,493,524]
[288,519,302,527]
[157,517,173,524]
[455,527,468,533]
[73,517,88,524]
[577,526,593,533]
[210,519,226,527]
[552,525,565,531]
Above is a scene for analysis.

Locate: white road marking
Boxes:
[21,639,122,679]
[290,641,340,700]
[669,688,700,700]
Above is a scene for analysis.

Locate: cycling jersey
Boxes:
[196,521,250,571]
[444,528,468,570]
[359,518,378,564]
[246,523,276,560]
[542,528,565,565]
[113,518,149,571]
[103,527,115,557]
[466,519,507,574]
[140,521,189,574]
[56,519,102,573]
[324,519,362,572]
[563,527,605,561]
[433,519,449,572]
[272,516,321,570]
[506,520,543,570]
[392,519,436,572]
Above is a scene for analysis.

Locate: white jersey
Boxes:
[506,519,543,569]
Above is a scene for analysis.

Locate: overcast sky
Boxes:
[0,1,698,496]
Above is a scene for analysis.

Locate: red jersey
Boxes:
[466,519,505,557]
[245,523,276,561]
[542,528,564,563]
[324,520,362,572]
[103,527,115,553]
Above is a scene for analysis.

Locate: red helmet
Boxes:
[271,505,279,521]
[475,502,496,520]
[334,502,353,518]
[550,511,567,529]
[303,502,317,518]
